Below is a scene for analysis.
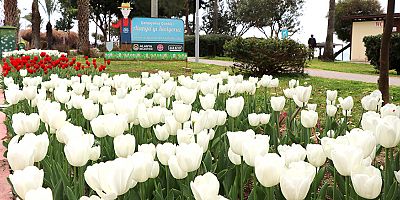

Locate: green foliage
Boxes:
[234,0,304,37]
[224,37,308,76]
[363,33,400,74]
[55,0,77,31]
[335,0,382,43]
[184,34,233,57]
[201,0,236,35]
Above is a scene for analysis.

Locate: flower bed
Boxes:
[2,69,400,200]
[2,49,67,59]
[1,53,110,84]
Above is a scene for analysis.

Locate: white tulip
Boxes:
[306,144,326,167]
[82,100,100,121]
[301,110,318,128]
[326,90,337,102]
[9,166,44,199]
[64,134,96,167]
[248,113,260,126]
[280,161,316,200]
[255,153,285,187]
[375,116,400,148]
[25,187,53,200]
[242,134,270,166]
[7,135,35,170]
[227,129,255,156]
[226,96,245,117]
[351,166,382,199]
[346,129,376,158]
[326,105,337,117]
[173,101,192,123]
[338,96,354,111]
[295,86,312,103]
[270,96,285,111]
[278,143,307,166]
[114,134,136,158]
[156,143,176,166]
[331,144,363,176]
[20,132,49,162]
[168,155,188,179]
[199,94,216,110]
[138,143,156,159]
[176,143,203,173]
[228,148,241,165]
[191,172,220,200]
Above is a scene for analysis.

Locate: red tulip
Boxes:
[40,52,46,57]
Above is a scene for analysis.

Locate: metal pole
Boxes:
[151,0,158,18]
[195,0,200,62]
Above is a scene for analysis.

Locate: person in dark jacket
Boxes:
[308,35,317,60]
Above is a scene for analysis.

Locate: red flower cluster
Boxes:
[1,53,111,77]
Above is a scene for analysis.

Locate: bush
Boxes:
[364,33,400,74]
[224,37,309,76]
[185,34,233,57]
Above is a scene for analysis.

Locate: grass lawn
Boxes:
[307,59,400,76]
[105,59,400,122]
[200,57,400,76]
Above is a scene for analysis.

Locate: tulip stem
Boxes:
[333,167,336,200]
[166,166,170,197]
[240,163,244,200]
[384,148,391,199]
[345,176,349,200]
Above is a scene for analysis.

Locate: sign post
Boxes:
[195,0,200,63]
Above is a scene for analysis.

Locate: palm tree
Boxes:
[40,0,58,49]
[32,0,41,49]
[3,0,20,43]
[379,0,395,104]
[77,0,90,56]
[322,0,335,61]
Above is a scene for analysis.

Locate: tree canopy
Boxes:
[335,0,383,43]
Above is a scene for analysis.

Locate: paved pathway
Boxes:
[188,58,400,86]
[0,91,12,200]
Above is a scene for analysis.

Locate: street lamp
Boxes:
[195,0,199,62]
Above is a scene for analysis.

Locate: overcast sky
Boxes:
[8,0,400,59]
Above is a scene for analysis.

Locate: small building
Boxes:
[348,13,400,62]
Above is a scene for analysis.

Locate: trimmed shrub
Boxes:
[184,34,233,57]
[363,33,400,74]
[224,37,309,76]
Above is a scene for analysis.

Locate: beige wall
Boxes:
[351,21,383,62]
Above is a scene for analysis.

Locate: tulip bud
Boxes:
[7,135,35,170]
[114,134,136,158]
[331,144,363,176]
[255,153,285,187]
[226,96,245,117]
[176,143,203,173]
[168,155,188,179]
[248,113,260,127]
[295,86,312,103]
[228,148,241,165]
[326,105,337,117]
[301,110,318,128]
[23,86,37,100]
[25,187,53,200]
[270,96,285,111]
[138,143,156,159]
[9,166,44,199]
[306,144,326,167]
[280,161,316,200]
[190,172,221,200]
[351,166,382,199]
[199,94,216,110]
[173,101,192,123]
[375,116,400,148]
[156,143,176,165]
[326,90,337,102]
[338,96,354,111]
[278,144,307,166]
[154,125,169,141]
[82,100,99,121]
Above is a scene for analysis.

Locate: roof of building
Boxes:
[344,13,400,21]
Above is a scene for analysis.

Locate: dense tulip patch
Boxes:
[2,70,400,200]
[1,52,109,79]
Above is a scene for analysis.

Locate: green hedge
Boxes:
[184,34,233,57]
[363,33,400,74]
[224,37,309,76]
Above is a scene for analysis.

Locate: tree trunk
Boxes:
[322,0,335,62]
[4,0,19,45]
[213,0,218,34]
[32,0,41,49]
[379,0,395,104]
[185,0,192,34]
[77,0,90,56]
[46,22,53,49]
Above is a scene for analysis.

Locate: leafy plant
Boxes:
[224,37,309,76]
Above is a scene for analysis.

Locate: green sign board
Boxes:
[105,51,187,61]
[0,26,17,58]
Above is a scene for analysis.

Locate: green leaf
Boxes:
[65,186,76,200]
[318,183,329,199]
[203,150,213,172]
